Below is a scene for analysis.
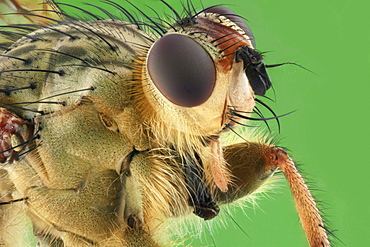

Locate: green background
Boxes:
[12,0,370,246]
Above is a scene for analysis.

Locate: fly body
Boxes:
[0,1,331,246]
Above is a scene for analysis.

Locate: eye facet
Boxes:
[147,33,216,107]
[203,6,256,47]
[236,46,272,96]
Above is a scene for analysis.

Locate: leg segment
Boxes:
[219,142,330,247]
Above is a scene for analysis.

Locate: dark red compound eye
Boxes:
[147,33,216,107]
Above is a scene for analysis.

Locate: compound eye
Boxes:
[147,33,216,107]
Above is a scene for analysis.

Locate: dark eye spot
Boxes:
[147,33,216,107]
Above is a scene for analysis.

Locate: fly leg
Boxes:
[217,142,330,247]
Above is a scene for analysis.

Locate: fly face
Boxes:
[138,7,274,197]
[143,7,266,136]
